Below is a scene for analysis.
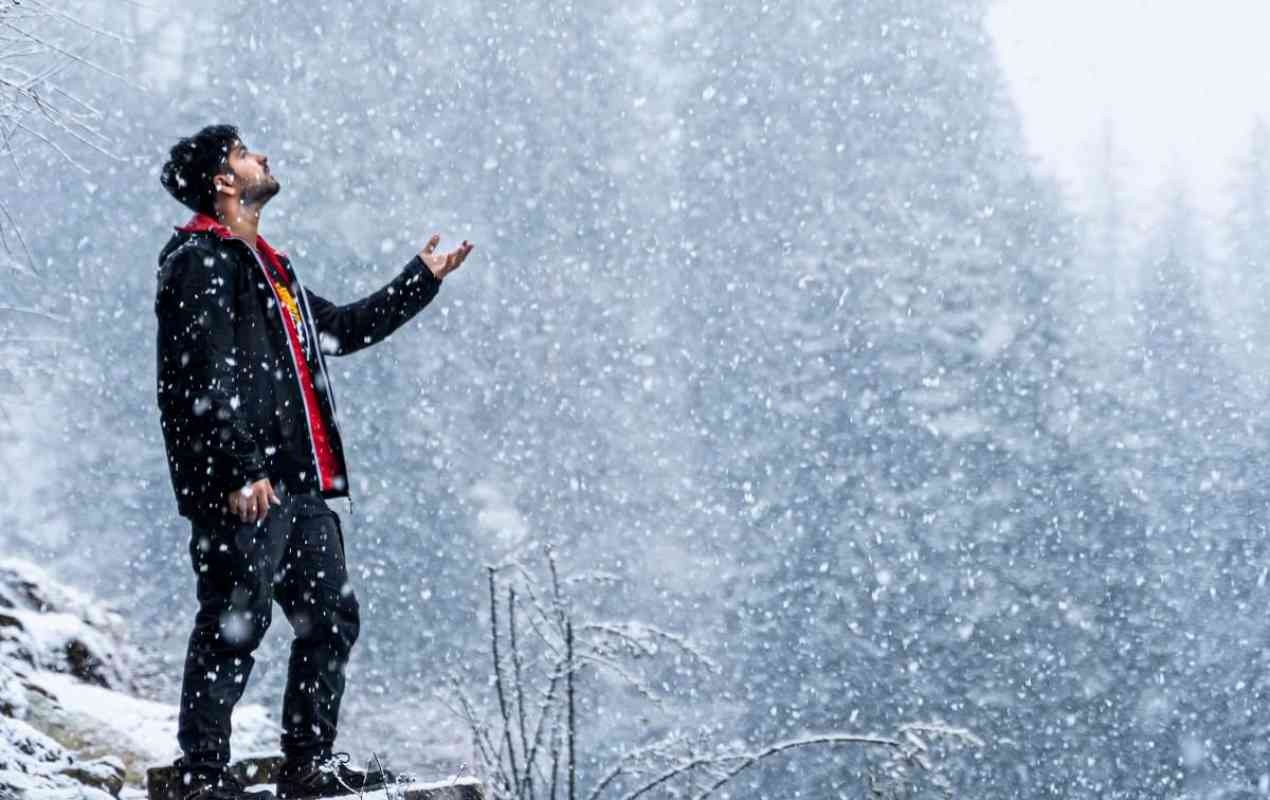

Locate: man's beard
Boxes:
[241,174,280,207]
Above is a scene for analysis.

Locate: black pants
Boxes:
[175,482,360,769]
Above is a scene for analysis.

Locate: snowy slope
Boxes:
[0,558,279,799]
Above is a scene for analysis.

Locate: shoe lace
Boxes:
[320,752,353,770]
[318,751,412,793]
[319,752,359,796]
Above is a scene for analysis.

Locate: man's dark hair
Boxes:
[160,124,240,216]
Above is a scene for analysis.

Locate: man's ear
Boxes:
[215,172,237,195]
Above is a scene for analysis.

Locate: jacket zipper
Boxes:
[294,274,357,522]
[232,237,326,495]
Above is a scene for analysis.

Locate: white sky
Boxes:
[987,0,1270,219]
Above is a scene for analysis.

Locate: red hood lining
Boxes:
[175,213,289,263]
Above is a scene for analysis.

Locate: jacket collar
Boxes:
[175,213,290,264]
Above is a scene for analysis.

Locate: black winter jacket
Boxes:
[154,219,442,522]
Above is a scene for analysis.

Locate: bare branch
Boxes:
[566,617,576,800]
[21,0,136,47]
[584,733,694,800]
[580,622,720,674]
[685,734,905,800]
[450,552,980,800]
[489,568,522,794]
[0,20,138,91]
[510,587,534,800]
[522,663,563,797]
[548,703,561,800]
[0,305,67,322]
[0,0,130,270]
[0,191,35,274]
[0,336,72,345]
[571,652,660,705]
[441,678,515,796]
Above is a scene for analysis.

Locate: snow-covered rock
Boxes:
[0,557,486,799]
[0,557,278,799]
[1,697,127,799]
[0,558,139,692]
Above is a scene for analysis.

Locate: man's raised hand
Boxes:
[419,233,474,280]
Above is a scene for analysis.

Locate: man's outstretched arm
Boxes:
[303,234,474,356]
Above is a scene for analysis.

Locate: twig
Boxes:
[0,0,129,269]
[684,734,906,800]
[489,568,522,795]
[583,734,692,800]
[449,762,469,786]
[510,586,534,800]
[580,622,720,674]
[442,678,513,795]
[571,652,660,704]
[0,192,34,274]
[521,659,564,794]
[547,545,565,628]
[511,561,566,654]
[0,336,71,345]
[0,20,137,89]
[566,617,576,800]
[22,0,135,46]
[370,752,396,800]
[0,305,67,322]
[548,697,562,800]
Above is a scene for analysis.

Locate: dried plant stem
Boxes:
[510,586,534,800]
[684,734,907,800]
[449,666,513,794]
[548,702,562,800]
[521,663,563,794]
[489,568,522,795]
[566,618,576,800]
[0,0,129,271]
[451,548,976,800]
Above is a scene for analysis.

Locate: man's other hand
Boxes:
[227,478,282,523]
[419,233,474,280]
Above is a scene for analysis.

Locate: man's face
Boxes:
[224,138,279,206]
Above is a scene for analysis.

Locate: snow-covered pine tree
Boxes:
[668,1,1164,796]
[1222,118,1270,398]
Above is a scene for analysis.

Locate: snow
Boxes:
[7,2,1270,798]
[0,559,139,694]
[0,556,280,798]
[0,705,122,800]
[26,670,279,767]
[250,774,483,798]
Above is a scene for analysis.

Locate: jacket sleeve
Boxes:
[158,246,270,494]
[301,253,443,357]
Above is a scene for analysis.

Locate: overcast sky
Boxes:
[988,0,1270,221]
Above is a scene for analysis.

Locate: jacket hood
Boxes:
[158,213,290,269]
[157,228,198,267]
[158,212,231,268]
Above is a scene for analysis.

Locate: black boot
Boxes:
[276,752,403,799]
[179,766,276,800]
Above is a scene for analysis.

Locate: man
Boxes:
[155,124,473,800]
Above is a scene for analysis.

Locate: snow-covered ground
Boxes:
[0,557,279,799]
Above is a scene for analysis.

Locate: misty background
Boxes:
[3,0,1270,797]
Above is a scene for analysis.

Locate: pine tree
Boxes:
[677,1,1161,795]
[1224,117,1270,397]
